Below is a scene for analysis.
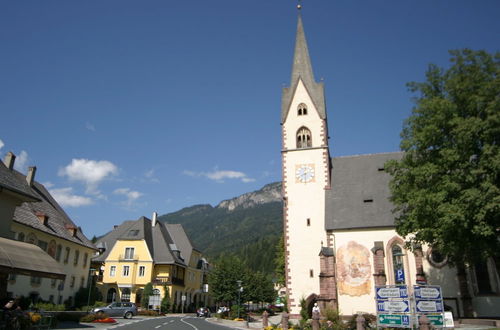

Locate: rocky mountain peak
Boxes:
[217,182,282,211]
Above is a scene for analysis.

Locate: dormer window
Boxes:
[297,103,308,116]
[297,127,312,148]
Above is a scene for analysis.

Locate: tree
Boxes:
[141,282,154,309]
[161,284,171,313]
[274,235,286,287]
[208,254,247,304]
[386,49,499,314]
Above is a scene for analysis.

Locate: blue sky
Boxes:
[1,1,499,238]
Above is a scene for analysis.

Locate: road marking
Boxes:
[155,325,162,329]
[181,317,198,330]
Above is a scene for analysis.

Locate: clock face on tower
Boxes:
[295,164,315,183]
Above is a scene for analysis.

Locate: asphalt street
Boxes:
[80,316,244,330]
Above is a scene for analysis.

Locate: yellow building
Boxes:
[93,213,210,311]
[2,152,96,305]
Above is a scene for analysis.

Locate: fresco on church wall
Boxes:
[337,241,372,296]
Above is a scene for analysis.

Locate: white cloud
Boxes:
[85,122,96,131]
[114,187,143,207]
[50,187,93,207]
[14,151,29,172]
[43,181,55,188]
[0,139,4,151]
[59,159,118,194]
[183,169,255,183]
[144,168,160,183]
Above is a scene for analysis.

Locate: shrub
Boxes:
[138,310,160,316]
[34,302,66,311]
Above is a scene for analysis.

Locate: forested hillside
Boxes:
[158,183,283,275]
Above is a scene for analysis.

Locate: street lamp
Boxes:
[236,280,242,319]
[86,268,96,313]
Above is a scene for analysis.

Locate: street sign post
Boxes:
[376,286,409,299]
[414,285,445,328]
[416,300,444,313]
[414,286,442,299]
[378,314,411,327]
[419,314,444,327]
[377,300,410,313]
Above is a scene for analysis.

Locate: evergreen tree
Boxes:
[141,282,154,309]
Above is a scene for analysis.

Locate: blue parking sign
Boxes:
[396,269,405,283]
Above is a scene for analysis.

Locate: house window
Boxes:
[80,277,85,288]
[74,250,80,266]
[27,233,37,245]
[55,245,63,261]
[392,245,406,284]
[51,279,57,288]
[297,103,308,116]
[17,232,25,242]
[70,276,75,288]
[38,240,48,252]
[47,240,56,258]
[139,266,145,277]
[31,277,42,285]
[8,273,17,281]
[123,266,130,276]
[64,247,70,264]
[297,127,312,148]
[110,266,116,277]
[83,253,88,267]
[121,288,131,302]
[124,247,135,260]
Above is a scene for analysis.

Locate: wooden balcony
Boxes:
[152,276,184,286]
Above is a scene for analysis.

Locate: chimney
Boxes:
[113,225,119,230]
[3,152,16,170]
[35,212,49,226]
[152,212,158,227]
[26,166,37,186]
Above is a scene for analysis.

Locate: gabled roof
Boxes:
[1,159,95,250]
[0,161,40,202]
[325,152,403,230]
[94,217,189,266]
[281,14,326,124]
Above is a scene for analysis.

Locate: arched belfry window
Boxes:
[297,127,312,148]
[297,103,308,116]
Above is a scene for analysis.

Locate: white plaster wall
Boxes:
[283,79,328,315]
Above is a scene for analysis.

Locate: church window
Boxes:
[473,259,499,295]
[297,103,308,116]
[363,199,373,203]
[427,248,448,268]
[297,127,312,148]
[307,218,310,226]
[309,269,314,278]
[391,245,406,284]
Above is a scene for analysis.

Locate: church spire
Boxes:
[281,12,326,124]
[290,14,315,91]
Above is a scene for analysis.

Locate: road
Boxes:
[105,316,243,330]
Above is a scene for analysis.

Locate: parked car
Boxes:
[92,302,138,319]
[197,307,210,317]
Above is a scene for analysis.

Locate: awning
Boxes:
[0,237,66,279]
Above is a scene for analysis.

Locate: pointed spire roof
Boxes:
[290,14,315,90]
[281,14,326,124]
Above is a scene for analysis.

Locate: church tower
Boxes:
[281,11,331,316]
